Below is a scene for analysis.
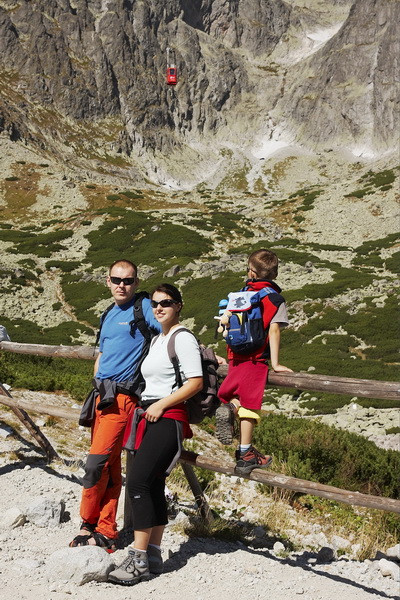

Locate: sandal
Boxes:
[69,531,117,553]
[80,521,97,534]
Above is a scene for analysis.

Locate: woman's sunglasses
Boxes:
[150,299,178,308]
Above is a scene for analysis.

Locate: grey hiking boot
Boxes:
[148,544,163,574]
[215,402,236,444]
[108,548,150,586]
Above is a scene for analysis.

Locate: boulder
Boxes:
[46,546,115,585]
[385,544,400,561]
[26,497,65,527]
[317,546,336,563]
[379,558,400,580]
[1,507,26,529]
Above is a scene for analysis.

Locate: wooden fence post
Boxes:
[0,383,59,462]
[181,462,214,524]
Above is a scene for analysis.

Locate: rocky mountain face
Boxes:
[280,0,400,153]
[0,0,398,185]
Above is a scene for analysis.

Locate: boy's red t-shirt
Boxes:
[226,279,284,363]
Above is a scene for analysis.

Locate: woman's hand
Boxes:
[145,401,165,422]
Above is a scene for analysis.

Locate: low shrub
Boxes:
[85,209,211,269]
[0,353,92,403]
[45,260,80,272]
[0,228,74,258]
[253,414,400,497]
[61,275,109,326]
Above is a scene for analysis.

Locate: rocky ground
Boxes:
[0,388,399,600]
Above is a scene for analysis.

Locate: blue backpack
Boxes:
[225,287,280,355]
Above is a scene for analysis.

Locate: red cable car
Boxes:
[166,47,177,85]
[166,65,177,85]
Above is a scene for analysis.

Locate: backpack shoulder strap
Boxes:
[130,291,152,342]
[166,327,195,388]
[95,302,115,347]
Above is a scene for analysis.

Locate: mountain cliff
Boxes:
[0,0,398,186]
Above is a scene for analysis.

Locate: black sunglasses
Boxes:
[110,276,136,286]
[150,299,178,308]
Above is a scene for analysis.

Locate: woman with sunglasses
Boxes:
[109,283,203,586]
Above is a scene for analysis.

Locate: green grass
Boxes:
[352,233,400,268]
[253,414,400,497]
[385,251,400,274]
[285,265,374,303]
[281,293,399,382]
[45,260,80,272]
[84,209,211,269]
[0,353,93,402]
[182,271,243,345]
[61,275,109,326]
[0,314,94,345]
[0,228,74,258]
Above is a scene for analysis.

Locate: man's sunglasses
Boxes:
[110,276,136,286]
[150,299,178,308]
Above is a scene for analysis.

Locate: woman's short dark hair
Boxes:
[151,283,183,306]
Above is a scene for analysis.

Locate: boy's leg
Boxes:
[215,398,239,444]
[235,414,272,476]
[238,416,255,445]
[216,361,241,444]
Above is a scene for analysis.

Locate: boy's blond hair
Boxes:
[248,249,278,280]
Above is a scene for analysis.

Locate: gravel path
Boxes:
[0,454,398,600]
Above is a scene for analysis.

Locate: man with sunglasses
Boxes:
[70,259,161,552]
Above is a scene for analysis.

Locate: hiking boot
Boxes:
[234,446,273,476]
[215,402,236,444]
[108,548,150,586]
[147,544,163,574]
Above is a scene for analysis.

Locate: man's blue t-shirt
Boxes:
[96,296,161,382]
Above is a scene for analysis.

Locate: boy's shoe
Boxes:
[215,402,237,444]
[147,545,163,574]
[108,548,150,586]
[234,446,273,476]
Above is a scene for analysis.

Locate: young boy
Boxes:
[215,249,292,475]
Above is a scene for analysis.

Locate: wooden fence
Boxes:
[0,340,399,518]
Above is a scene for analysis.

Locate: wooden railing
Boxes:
[0,340,399,517]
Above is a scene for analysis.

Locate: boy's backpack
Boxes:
[225,286,281,355]
[167,328,220,424]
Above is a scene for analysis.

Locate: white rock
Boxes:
[0,424,13,438]
[386,544,400,561]
[46,546,115,585]
[1,507,26,528]
[173,511,190,527]
[26,496,65,527]
[273,541,285,554]
[379,558,400,580]
[331,535,351,550]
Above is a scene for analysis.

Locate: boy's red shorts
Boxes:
[218,359,268,410]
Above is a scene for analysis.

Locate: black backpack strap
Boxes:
[167,328,194,389]
[130,291,152,342]
[94,302,115,347]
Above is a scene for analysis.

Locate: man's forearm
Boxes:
[93,352,102,377]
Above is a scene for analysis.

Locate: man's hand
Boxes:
[216,354,227,365]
